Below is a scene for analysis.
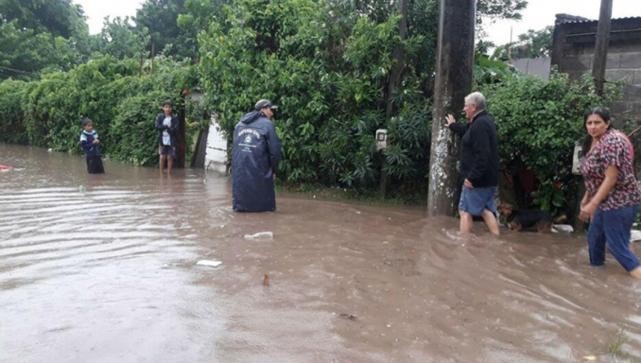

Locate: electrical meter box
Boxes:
[376,129,388,151]
[572,141,583,175]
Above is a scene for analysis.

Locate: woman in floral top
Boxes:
[579,107,641,279]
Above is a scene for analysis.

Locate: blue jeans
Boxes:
[587,205,641,271]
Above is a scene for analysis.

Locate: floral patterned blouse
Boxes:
[580,129,641,210]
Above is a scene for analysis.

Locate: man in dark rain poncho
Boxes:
[232,99,282,212]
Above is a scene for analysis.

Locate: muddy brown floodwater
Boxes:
[2,144,641,363]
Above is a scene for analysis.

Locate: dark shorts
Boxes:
[159,145,176,159]
[86,155,104,174]
[458,185,497,216]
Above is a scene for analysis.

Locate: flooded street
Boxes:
[2,144,641,362]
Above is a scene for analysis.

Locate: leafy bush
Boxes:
[199,0,434,196]
[0,56,199,166]
[481,72,613,212]
[0,80,30,144]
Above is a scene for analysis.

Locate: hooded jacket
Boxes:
[80,130,101,157]
[231,111,282,212]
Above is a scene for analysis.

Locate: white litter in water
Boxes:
[551,224,574,233]
[244,231,274,240]
[196,260,222,268]
[47,148,53,153]
[631,230,641,243]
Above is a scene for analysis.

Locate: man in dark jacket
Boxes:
[155,100,179,174]
[446,92,500,235]
[232,99,282,212]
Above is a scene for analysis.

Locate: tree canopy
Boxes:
[493,26,553,60]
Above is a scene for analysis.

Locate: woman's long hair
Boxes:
[581,107,613,156]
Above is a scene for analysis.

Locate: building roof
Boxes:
[556,14,641,25]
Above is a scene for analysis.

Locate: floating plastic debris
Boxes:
[244,231,273,240]
[196,260,222,268]
[551,224,574,233]
[78,185,86,193]
[338,313,357,321]
[631,230,641,243]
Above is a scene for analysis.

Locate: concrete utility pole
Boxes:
[427,0,476,215]
[592,0,613,96]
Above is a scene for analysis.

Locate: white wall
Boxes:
[204,113,228,174]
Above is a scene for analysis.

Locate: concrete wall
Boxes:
[551,15,641,124]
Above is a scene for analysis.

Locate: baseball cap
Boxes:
[254,99,278,111]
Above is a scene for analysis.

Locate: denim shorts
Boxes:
[458,185,497,216]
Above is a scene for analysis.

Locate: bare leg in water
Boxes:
[482,209,500,236]
[159,154,166,172]
[459,211,473,234]
[166,155,173,174]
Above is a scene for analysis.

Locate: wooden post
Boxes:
[191,124,209,168]
[592,0,613,96]
[427,0,476,215]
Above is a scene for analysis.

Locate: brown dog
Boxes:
[498,202,555,232]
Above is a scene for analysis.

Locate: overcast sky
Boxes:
[75,0,641,46]
[486,0,641,45]
[74,0,144,32]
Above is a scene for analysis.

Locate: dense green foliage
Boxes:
[95,16,150,60]
[0,0,91,79]
[0,57,198,165]
[199,0,437,195]
[0,0,86,37]
[481,73,614,212]
[493,26,553,60]
[0,79,29,143]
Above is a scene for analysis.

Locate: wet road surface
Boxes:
[2,144,641,362]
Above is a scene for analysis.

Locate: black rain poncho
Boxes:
[231,111,282,212]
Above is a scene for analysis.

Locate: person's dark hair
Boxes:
[81,117,92,127]
[162,100,173,107]
[581,107,613,155]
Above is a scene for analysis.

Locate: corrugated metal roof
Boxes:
[559,16,641,25]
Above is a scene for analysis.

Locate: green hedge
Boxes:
[199,0,433,196]
[0,79,30,144]
[0,56,199,166]
[481,72,613,212]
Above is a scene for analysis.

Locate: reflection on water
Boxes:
[2,144,641,362]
